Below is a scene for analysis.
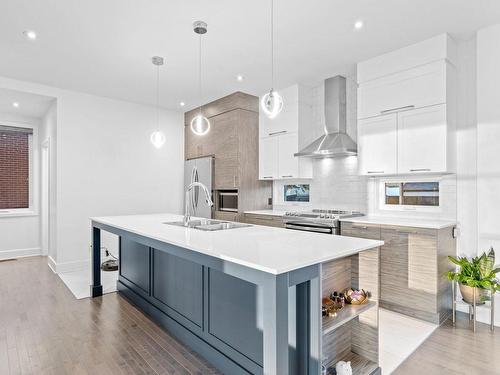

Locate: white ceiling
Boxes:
[0,88,54,118]
[1,0,500,111]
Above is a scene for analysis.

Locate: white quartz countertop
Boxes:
[243,210,287,217]
[91,213,383,275]
[340,216,456,229]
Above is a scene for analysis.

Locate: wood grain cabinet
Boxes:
[185,92,272,221]
[341,221,455,324]
[242,213,284,228]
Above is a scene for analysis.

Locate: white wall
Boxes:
[0,76,185,272]
[0,112,41,260]
[471,23,500,326]
[477,24,500,253]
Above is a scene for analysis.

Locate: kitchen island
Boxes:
[90,214,383,375]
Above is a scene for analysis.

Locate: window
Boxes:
[284,184,310,202]
[384,181,439,207]
[0,126,33,210]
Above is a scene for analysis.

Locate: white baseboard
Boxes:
[46,258,89,274]
[0,247,40,261]
[54,259,89,274]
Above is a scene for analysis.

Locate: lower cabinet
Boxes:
[118,238,264,374]
[243,213,284,228]
[208,270,263,366]
[119,238,150,294]
[152,250,203,327]
[341,221,455,324]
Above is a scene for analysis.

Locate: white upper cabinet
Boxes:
[258,84,313,180]
[259,136,279,180]
[358,114,398,175]
[277,133,299,178]
[397,104,448,174]
[258,133,313,180]
[357,34,457,175]
[259,85,300,136]
[358,61,447,119]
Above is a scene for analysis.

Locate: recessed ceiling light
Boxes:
[12,102,20,108]
[236,75,244,81]
[354,20,364,30]
[23,30,37,40]
[180,102,186,107]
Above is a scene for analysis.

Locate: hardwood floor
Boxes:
[0,256,222,375]
[394,313,500,375]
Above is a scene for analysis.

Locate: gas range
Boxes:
[283,209,364,235]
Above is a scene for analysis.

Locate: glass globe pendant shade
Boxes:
[190,114,211,135]
[261,89,283,119]
[150,130,166,149]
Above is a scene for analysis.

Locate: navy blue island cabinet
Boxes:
[90,218,381,375]
[90,222,324,375]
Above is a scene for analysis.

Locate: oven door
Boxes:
[284,221,335,234]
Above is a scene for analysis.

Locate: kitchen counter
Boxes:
[92,213,382,274]
[90,213,383,375]
[340,215,456,229]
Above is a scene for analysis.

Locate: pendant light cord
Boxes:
[199,33,203,116]
[270,0,275,90]
[156,63,160,131]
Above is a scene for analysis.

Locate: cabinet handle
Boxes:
[367,171,385,174]
[281,175,293,178]
[262,176,274,179]
[409,168,431,172]
[268,130,287,136]
[233,176,236,187]
[380,105,415,114]
[352,225,368,230]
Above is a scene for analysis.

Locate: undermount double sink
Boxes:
[164,219,251,231]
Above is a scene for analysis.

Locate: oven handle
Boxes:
[285,223,334,234]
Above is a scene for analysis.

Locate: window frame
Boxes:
[0,120,38,217]
[378,177,442,213]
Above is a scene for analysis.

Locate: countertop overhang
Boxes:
[340,215,456,229]
[91,213,383,275]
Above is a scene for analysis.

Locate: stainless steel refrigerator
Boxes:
[184,156,214,219]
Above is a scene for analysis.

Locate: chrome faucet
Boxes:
[184,182,213,226]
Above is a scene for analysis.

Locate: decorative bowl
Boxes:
[344,288,368,305]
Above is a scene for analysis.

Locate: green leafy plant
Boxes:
[447,247,500,293]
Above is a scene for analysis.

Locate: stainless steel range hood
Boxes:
[295,75,357,158]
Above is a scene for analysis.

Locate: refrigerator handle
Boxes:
[192,166,199,212]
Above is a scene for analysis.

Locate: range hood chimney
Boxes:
[295,75,357,158]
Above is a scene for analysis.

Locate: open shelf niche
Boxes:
[321,247,380,375]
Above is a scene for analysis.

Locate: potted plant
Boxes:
[447,247,500,304]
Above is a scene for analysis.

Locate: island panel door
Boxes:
[152,250,204,327]
[119,238,150,294]
[207,269,263,366]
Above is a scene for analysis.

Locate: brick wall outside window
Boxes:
[0,131,30,209]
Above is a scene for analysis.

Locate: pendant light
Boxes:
[261,0,283,119]
[190,21,210,136]
[150,56,166,148]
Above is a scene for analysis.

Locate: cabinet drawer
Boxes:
[214,210,238,222]
[243,213,284,228]
[358,61,446,119]
[341,222,381,240]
